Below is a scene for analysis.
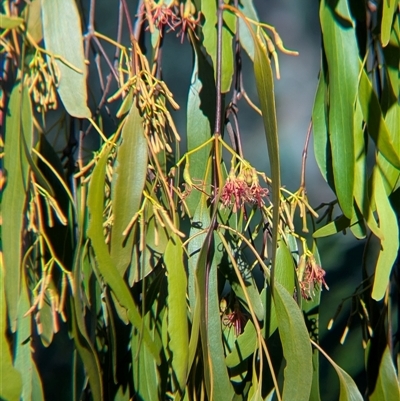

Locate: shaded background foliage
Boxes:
[1,0,399,400]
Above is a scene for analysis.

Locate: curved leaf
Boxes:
[253,26,281,287]
[201,0,235,93]
[369,345,400,401]
[110,105,147,276]
[165,235,189,392]
[0,262,22,401]
[371,167,399,301]
[42,0,91,118]
[3,83,31,332]
[274,282,313,401]
[87,146,160,363]
[359,68,400,169]
[320,0,359,218]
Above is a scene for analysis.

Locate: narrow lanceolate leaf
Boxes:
[14,269,35,400]
[320,0,359,218]
[381,0,397,47]
[3,83,31,331]
[0,260,22,401]
[42,0,91,118]
[371,167,399,301]
[273,282,313,401]
[164,235,189,393]
[238,0,259,60]
[358,68,400,169]
[87,146,160,363]
[369,346,400,401]
[201,0,235,92]
[312,67,332,184]
[110,105,147,276]
[0,14,24,29]
[253,32,281,284]
[186,34,215,216]
[319,346,363,401]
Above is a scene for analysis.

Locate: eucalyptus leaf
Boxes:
[42,0,91,118]
[87,146,160,363]
[320,0,359,218]
[3,83,31,332]
[165,235,189,392]
[369,345,400,401]
[371,167,399,301]
[274,282,313,401]
[110,105,147,276]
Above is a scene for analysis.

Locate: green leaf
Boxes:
[253,26,281,287]
[186,36,214,216]
[87,146,160,364]
[164,235,189,393]
[320,0,360,218]
[3,83,31,332]
[0,262,22,401]
[381,0,397,47]
[42,0,91,118]
[110,105,147,276]
[313,215,350,238]
[187,196,211,373]
[225,319,257,368]
[0,14,23,29]
[70,253,103,401]
[201,0,235,93]
[371,167,399,301]
[131,325,160,400]
[205,237,235,400]
[318,344,363,401]
[358,68,400,169]
[312,67,331,183]
[238,0,259,60]
[369,345,400,401]
[274,282,313,401]
[275,241,295,295]
[24,0,43,44]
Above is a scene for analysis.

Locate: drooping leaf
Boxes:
[252,24,281,287]
[110,105,147,276]
[41,0,91,118]
[318,343,363,401]
[381,0,397,47]
[87,145,160,363]
[164,235,189,392]
[358,67,400,169]
[371,167,399,301]
[186,34,214,216]
[313,215,350,238]
[131,324,160,400]
[25,0,43,44]
[3,83,31,332]
[320,0,360,218]
[201,0,235,93]
[238,0,259,60]
[0,260,22,401]
[369,345,400,401]
[273,282,313,401]
[275,240,295,295]
[312,66,331,184]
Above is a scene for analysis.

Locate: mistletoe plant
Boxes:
[0,0,399,401]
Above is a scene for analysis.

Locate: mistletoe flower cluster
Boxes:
[299,255,329,300]
[221,167,269,212]
[140,0,201,42]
